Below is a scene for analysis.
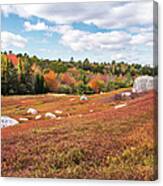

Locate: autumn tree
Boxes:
[44,70,58,92]
[60,72,76,86]
[88,76,105,93]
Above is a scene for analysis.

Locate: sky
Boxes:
[1,1,156,65]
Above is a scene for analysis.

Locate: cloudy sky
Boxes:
[1,1,155,64]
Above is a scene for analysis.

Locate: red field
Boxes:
[1,89,157,180]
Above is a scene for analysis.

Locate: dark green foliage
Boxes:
[34,74,46,94]
[107,81,119,91]
[58,84,73,94]
[75,83,94,95]
[1,57,18,95]
[79,71,90,84]
[49,62,68,74]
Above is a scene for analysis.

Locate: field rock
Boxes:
[45,112,56,119]
[115,92,132,101]
[80,95,88,101]
[19,117,28,122]
[132,75,156,93]
[35,115,42,120]
[56,117,62,120]
[54,110,63,114]
[115,103,127,109]
[1,116,19,128]
[121,92,132,97]
[70,98,75,101]
[27,108,38,115]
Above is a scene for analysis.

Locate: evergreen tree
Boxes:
[1,55,18,95]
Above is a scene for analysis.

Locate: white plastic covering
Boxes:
[132,75,157,93]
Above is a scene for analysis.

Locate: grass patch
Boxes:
[52,147,86,172]
[102,145,156,180]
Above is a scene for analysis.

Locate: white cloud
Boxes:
[53,25,132,51]
[1,2,154,65]
[39,48,51,53]
[111,53,125,61]
[24,21,49,31]
[130,33,153,45]
[53,25,153,52]
[1,4,31,18]
[1,1,153,29]
[1,31,27,49]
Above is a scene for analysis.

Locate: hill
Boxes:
[1,51,157,96]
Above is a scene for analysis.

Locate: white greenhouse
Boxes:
[132,75,157,93]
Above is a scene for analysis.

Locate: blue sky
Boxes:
[1,1,155,65]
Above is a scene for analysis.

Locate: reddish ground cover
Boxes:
[1,89,157,180]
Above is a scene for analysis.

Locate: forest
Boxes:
[1,51,157,95]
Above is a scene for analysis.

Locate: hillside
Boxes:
[1,52,157,96]
[1,89,157,180]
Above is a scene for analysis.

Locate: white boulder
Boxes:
[1,116,19,128]
[121,92,131,97]
[35,115,42,120]
[45,112,56,119]
[27,108,38,115]
[19,117,28,122]
[54,110,63,114]
[80,95,88,101]
[115,103,127,109]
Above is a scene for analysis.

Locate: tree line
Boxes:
[1,51,157,95]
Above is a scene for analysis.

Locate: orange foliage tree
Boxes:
[88,75,105,93]
[60,72,76,86]
[44,70,59,92]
